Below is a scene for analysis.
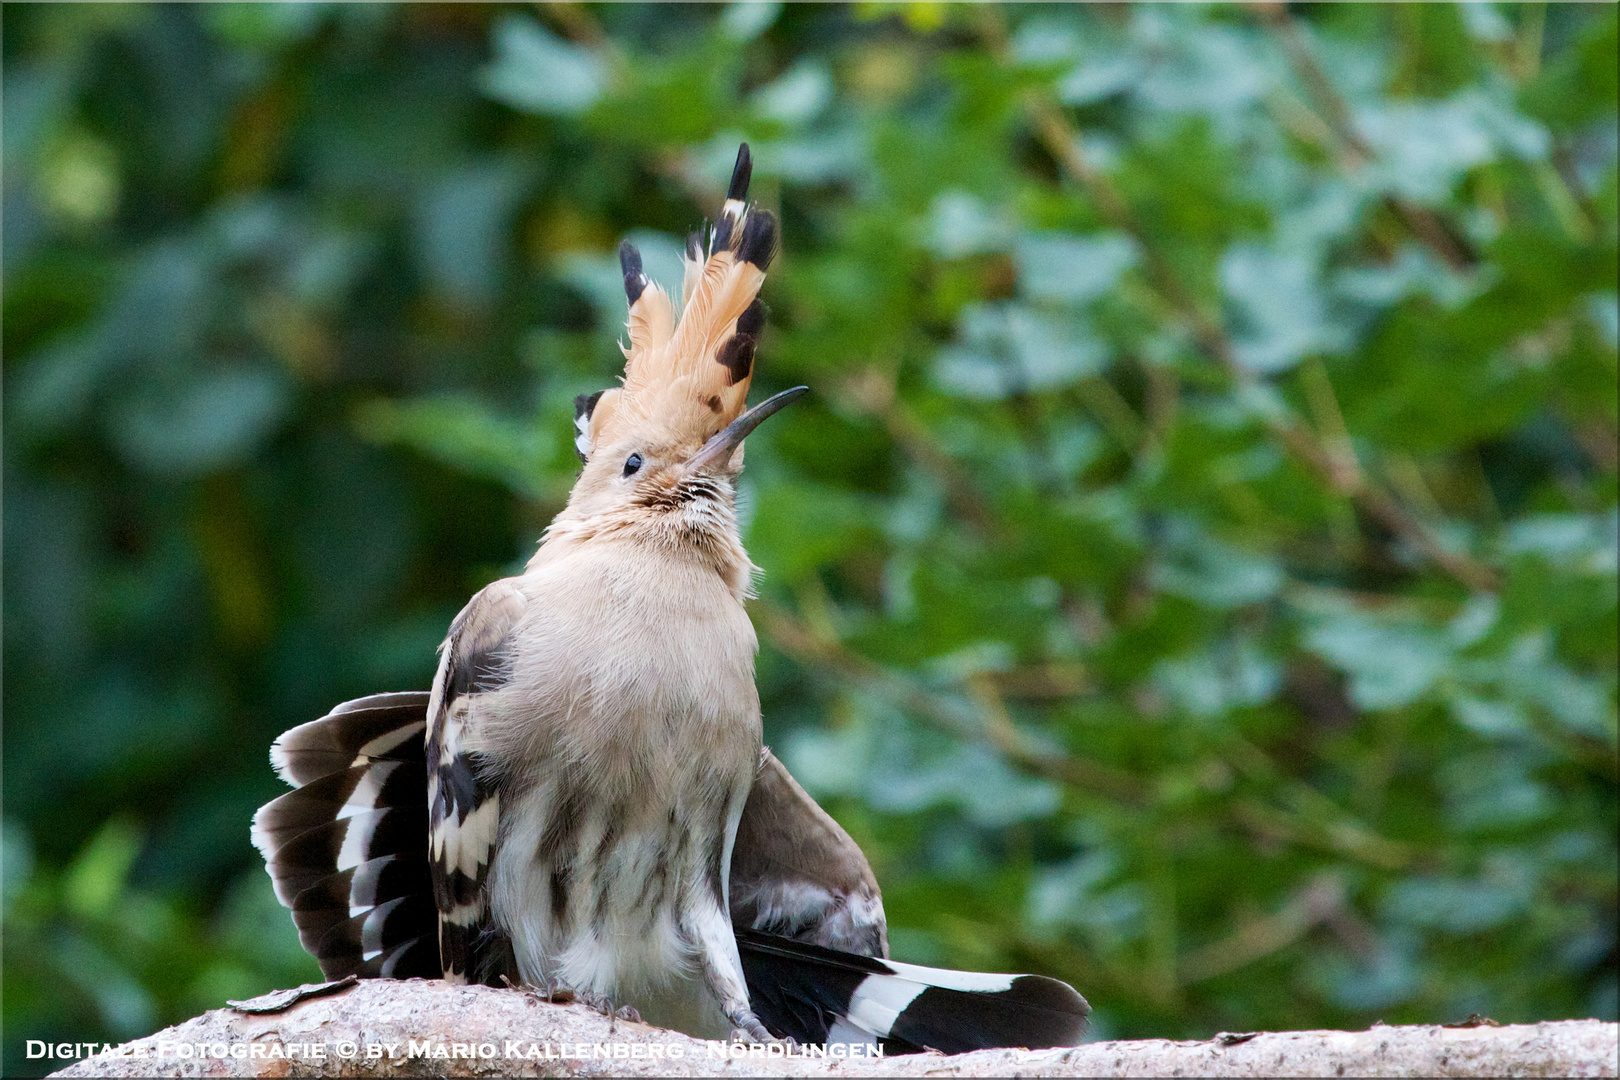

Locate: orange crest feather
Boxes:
[586,145,777,454]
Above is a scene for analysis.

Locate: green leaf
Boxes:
[1153,525,1284,610]
[479,14,605,117]
[1015,231,1138,305]
[924,190,1015,258]
[353,396,557,499]
[745,479,877,583]
[1448,694,1529,739]
[1305,611,1453,711]
[1220,242,1348,373]
[1383,867,1531,934]
[65,818,142,920]
[1152,638,1282,719]
[108,366,290,477]
[933,303,1109,399]
[1356,91,1548,204]
[721,1,781,42]
[752,60,832,126]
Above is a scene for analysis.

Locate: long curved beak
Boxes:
[685,386,809,472]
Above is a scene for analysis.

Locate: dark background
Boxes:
[3,3,1616,1074]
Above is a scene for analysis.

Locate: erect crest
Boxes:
[574,144,777,463]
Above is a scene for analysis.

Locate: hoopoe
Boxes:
[252,145,1089,1051]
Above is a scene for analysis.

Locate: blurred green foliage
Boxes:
[3,3,1616,1073]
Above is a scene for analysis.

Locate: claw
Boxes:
[500,973,575,1006]
[728,1012,776,1044]
[729,1028,795,1048]
[575,989,615,1015]
[572,989,642,1032]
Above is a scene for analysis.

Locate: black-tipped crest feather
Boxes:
[737,210,777,269]
[619,239,647,306]
[712,213,735,255]
[728,143,754,201]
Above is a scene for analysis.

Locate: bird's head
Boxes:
[546,145,804,579]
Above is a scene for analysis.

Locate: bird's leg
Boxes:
[727,1014,778,1044]
[688,902,786,1045]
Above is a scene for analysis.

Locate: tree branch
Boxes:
[51,978,1620,1078]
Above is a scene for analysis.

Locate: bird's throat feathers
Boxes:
[535,475,759,603]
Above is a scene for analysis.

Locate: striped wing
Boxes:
[251,693,440,979]
[427,578,527,985]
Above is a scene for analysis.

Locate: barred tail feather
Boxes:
[736,930,1089,1054]
[252,693,439,980]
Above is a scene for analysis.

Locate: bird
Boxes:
[251,144,1090,1053]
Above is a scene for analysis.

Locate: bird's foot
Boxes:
[729,1029,798,1049]
[574,989,641,1029]
[500,974,575,1005]
[727,1009,790,1047]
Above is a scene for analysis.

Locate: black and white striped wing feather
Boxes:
[427,579,526,985]
[251,693,439,980]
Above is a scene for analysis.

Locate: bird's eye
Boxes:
[623,453,643,477]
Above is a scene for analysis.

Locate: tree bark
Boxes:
[46,978,1619,1078]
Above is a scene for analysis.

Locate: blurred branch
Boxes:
[965,673,1138,799]
[1141,362,1181,455]
[1015,85,1501,594]
[1567,409,1620,474]
[1177,872,1346,984]
[1260,0,1594,249]
[835,365,1004,535]
[1247,2,1476,270]
[759,603,1149,804]
[989,663,1092,699]
[1461,2,1601,242]
[1222,734,1419,871]
[1230,798,1414,872]
[1072,375,1145,452]
[884,398,1004,535]
[763,603,1424,873]
[536,1,630,83]
[538,1,608,50]
[1515,2,1546,81]
[1546,143,1601,241]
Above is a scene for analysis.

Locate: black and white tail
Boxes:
[250,693,441,980]
[737,930,1089,1054]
